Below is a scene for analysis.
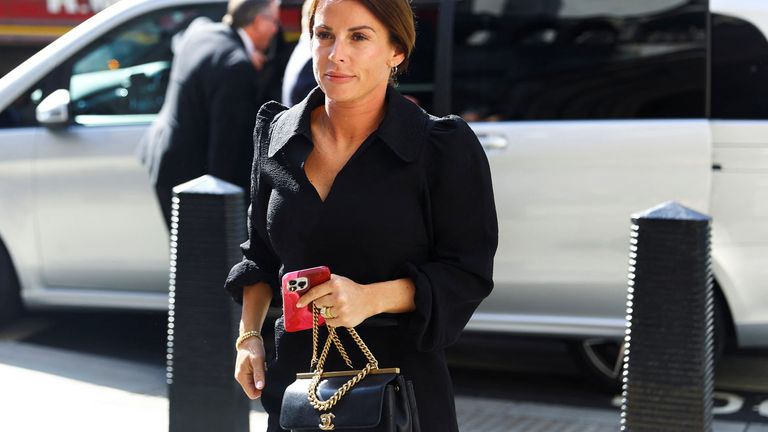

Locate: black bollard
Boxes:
[620,201,715,431]
[166,175,249,432]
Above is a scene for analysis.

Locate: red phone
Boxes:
[281,266,330,332]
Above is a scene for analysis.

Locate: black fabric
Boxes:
[137,18,272,227]
[224,86,498,432]
[280,372,418,431]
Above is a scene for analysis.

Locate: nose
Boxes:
[328,40,346,63]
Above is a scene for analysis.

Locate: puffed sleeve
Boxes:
[223,102,286,303]
[403,115,498,352]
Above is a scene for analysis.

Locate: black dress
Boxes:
[225,86,498,431]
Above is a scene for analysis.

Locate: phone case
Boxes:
[281,266,330,332]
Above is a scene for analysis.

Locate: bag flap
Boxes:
[280,372,398,430]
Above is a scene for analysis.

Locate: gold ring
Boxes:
[319,306,336,319]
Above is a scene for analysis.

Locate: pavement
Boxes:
[1,339,768,432]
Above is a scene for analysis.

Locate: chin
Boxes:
[320,84,356,102]
[321,82,385,105]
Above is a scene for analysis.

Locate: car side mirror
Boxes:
[35,89,70,127]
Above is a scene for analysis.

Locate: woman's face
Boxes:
[311,0,404,105]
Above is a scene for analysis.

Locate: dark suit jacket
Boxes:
[289,60,316,106]
[138,18,265,226]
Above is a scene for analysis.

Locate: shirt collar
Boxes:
[236,28,256,56]
[268,86,430,162]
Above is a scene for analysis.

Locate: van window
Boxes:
[711,14,768,119]
[396,1,440,114]
[451,0,707,121]
[68,4,225,125]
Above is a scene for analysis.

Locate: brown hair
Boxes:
[223,0,273,28]
[308,0,416,76]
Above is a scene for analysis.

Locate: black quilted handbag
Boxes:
[279,306,420,431]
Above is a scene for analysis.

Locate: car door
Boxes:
[34,4,225,293]
[450,0,713,336]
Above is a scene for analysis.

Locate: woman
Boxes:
[224,0,498,430]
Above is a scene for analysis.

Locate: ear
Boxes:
[389,49,405,69]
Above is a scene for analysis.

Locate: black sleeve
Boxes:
[206,57,261,193]
[403,115,498,352]
[223,101,287,303]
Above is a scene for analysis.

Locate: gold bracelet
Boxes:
[235,330,263,350]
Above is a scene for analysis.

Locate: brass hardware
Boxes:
[296,368,400,380]
[319,412,336,430]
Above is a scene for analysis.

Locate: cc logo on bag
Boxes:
[319,412,335,430]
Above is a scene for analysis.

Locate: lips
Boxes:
[325,71,354,79]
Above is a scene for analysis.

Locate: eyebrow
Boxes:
[315,24,377,33]
[349,25,376,32]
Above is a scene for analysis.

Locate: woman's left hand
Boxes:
[295,274,377,328]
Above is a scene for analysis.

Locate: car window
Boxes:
[396,1,440,114]
[69,4,225,125]
[0,85,46,129]
[711,14,768,119]
[451,0,707,121]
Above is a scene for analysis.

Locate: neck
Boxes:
[320,87,388,149]
[241,25,260,51]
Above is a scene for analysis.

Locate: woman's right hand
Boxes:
[234,336,267,399]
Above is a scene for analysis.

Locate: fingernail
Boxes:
[256,381,264,390]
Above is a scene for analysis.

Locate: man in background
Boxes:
[138,0,280,228]
[281,0,315,106]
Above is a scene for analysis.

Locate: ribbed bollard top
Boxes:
[172,174,245,197]
[631,201,711,223]
[621,201,714,432]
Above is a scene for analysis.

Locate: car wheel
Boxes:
[571,293,727,391]
[0,243,23,327]
[570,337,625,390]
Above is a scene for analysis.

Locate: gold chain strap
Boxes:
[311,305,319,370]
[330,327,355,369]
[310,305,356,370]
[307,303,380,411]
[345,327,378,365]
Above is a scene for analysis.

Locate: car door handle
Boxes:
[478,134,508,151]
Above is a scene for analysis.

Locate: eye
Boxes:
[351,32,369,42]
[315,30,333,41]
